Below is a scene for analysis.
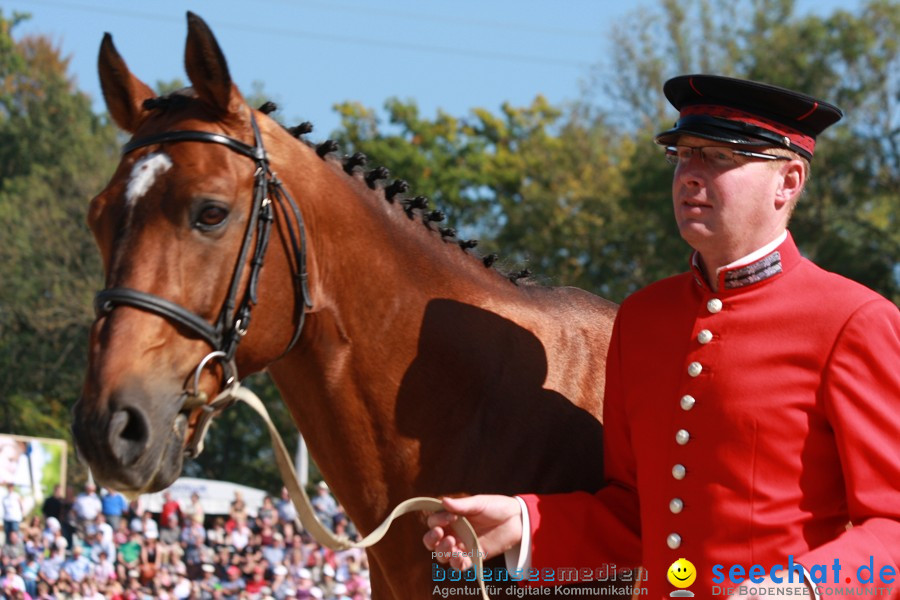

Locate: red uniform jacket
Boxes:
[521,233,900,599]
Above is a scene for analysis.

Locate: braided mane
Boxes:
[141,93,533,285]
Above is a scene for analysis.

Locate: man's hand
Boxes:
[422,495,523,571]
[727,572,815,599]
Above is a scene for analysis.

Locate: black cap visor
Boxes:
[655,115,811,160]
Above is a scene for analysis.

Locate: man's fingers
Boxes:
[426,511,457,529]
[422,526,444,550]
[441,495,486,516]
[451,554,473,572]
[436,534,458,558]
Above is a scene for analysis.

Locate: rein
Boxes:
[208,368,490,600]
[93,109,491,599]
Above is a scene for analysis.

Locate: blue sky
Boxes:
[8,0,855,138]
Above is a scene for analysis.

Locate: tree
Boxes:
[0,11,118,454]
[333,96,643,296]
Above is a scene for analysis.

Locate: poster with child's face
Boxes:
[0,434,66,513]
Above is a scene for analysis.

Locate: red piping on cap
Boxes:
[689,77,704,96]
[795,101,818,121]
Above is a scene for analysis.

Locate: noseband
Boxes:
[93,110,313,457]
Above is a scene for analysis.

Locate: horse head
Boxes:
[72,13,308,493]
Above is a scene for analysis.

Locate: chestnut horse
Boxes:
[72,13,621,599]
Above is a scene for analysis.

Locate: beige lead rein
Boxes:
[218,383,491,600]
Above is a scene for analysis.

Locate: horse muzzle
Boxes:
[72,386,188,493]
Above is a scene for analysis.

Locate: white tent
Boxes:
[140,477,268,517]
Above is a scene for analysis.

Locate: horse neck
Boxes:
[263,131,514,531]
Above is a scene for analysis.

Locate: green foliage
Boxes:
[1,0,897,491]
[0,12,117,460]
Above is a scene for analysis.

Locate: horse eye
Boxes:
[195,205,229,229]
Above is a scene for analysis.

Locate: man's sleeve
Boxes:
[797,299,900,595]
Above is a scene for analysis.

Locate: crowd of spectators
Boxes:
[0,480,371,600]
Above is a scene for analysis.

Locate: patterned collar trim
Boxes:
[723,251,783,289]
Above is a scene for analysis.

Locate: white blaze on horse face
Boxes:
[125,152,173,206]
[110,152,174,276]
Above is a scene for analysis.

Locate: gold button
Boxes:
[669,498,684,514]
[707,298,723,313]
[688,362,703,377]
[698,329,713,344]
[672,464,686,480]
[680,395,696,411]
[667,533,682,549]
[675,429,690,445]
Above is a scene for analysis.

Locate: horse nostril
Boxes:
[108,407,149,466]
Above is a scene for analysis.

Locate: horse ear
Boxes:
[184,12,243,117]
[98,33,155,133]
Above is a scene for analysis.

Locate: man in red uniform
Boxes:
[423,75,900,600]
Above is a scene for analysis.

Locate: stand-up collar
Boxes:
[690,231,803,292]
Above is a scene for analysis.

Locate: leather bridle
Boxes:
[93,110,313,456]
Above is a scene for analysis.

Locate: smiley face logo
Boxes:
[667,558,697,589]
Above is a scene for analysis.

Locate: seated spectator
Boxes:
[34,580,54,600]
[54,566,75,596]
[276,487,298,528]
[159,513,182,564]
[62,544,92,583]
[171,561,192,599]
[269,564,291,599]
[22,515,43,545]
[92,548,116,587]
[116,530,142,582]
[320,563,337,598]
[206,517,227,549]
[332,582,351,600]
[244,564,268,596]
[242,531,264,565]
[86,525,109,564]
[112,516,131,546]
[213,545,234,580]
[227,514,251,553]
[261,531,285,567]
[37,545,64,588]
[136,510,159,541]
[41,517,65,554]
[138,536,160,586]
[310,483,337,530]
[2,529,26,567]
[257,496,277,529]
[197,563,219,596]
[80,580,105,600]
[21,551,39,597]
[95,514,116,557]
[219,564,245,599]
[0,564,26,596]
[280,522,297,548]
[296,567,325,599]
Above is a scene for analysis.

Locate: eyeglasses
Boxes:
[665,145,791,169]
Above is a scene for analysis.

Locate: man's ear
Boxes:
[774,160,806,210]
